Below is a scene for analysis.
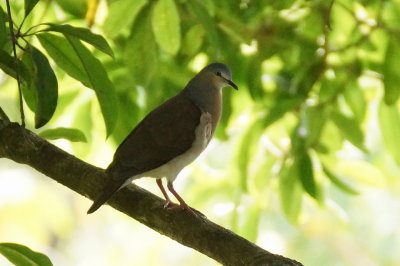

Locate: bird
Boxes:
[87,63,238,215]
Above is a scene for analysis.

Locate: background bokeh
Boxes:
[1,0,400,265]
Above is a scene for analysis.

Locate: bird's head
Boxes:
[199,63,238,90]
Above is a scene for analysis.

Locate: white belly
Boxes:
[132,112,213,183]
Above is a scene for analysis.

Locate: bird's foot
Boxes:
[163,200,177,209]
[163,200,205,217]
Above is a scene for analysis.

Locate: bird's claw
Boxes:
[163,201,205,217]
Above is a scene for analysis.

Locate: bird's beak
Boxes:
[227,79,238,90]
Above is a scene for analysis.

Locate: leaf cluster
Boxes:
[1,0,399,230]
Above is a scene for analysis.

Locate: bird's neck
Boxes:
[183,80,222,130]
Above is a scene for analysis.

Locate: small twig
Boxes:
[321,0,335,58]
[85,0,100,28]
[5,0,25,127]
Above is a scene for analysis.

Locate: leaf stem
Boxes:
[5,0,25,127]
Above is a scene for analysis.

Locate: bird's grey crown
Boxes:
[202,62,232,80]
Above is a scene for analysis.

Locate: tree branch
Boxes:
[0,121,302,266]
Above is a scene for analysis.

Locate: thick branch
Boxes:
[0,121,302,266]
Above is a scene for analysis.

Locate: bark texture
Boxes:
[0,120,303,266]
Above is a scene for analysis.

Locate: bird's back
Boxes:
[107,93,202,181]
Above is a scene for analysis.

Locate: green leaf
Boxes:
[331,111,365,151]
[279,160,302,224]
[21,51,37,111]
[294,59,325,96]
[24,0,39,17]
[322,164,359,195]
[319,77,341,103]
[383,35,400,105]
[54,0,87,18]
[152,0,181,55]
[37,33,90,86]
[39,127,87,142]
[343,80,366,122]
[246,58,263,100]
[44,24,114,58]
[0,50,31,84]
[235,118,264,191]
[29,46,58,128]
[263,96,303,128]
[186,0,219,54]
[0,6,8,49]
[66,36,118,137]
[296,150,319,199]
[239,204,261,242]
[0,50,20,78]
[303,105,328,147]
[182,24,204,56]
[0,242,53,266]
[378,100,400,165]
[124,7,158,86]
[103,0,148,38]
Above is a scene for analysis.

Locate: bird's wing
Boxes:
[107,93,202,179]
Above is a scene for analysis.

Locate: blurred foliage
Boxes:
[0,242,53,266]
[1,0,400,265]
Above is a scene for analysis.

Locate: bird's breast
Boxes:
[137,112,213,182]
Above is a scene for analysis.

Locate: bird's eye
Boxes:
[216,71,222,76]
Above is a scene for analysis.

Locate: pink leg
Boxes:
[156,179,174,209]
[167,182,204,217]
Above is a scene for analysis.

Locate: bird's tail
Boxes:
[87,174,126,214]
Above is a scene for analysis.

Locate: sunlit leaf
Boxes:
[331,111,365,151]
[24,0,39,17]
[303,104,328,147]
[0,242,53,266]
[124,7,158,86]
[54,0,87,18]
[71,99,94,157]
[319,77,341,103]
[37,33,90,86]
[322,164,359,195]
[182,24,204,56]
[239,204,261,242]
[251,153,277,197]
[383,35,400,105]
[66,36,118,137]
[378,100,400,165]
[186,0,219,54]
[152,0,181,55]
[235,118,264,191]
[337,159,386,187]
[103,0,148,38]
[39,127,87,142]
[263,96,303,128]
[44,24,114,58]
[29,46,58,128]
[343,80,366,122]
[279,160,302,224]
